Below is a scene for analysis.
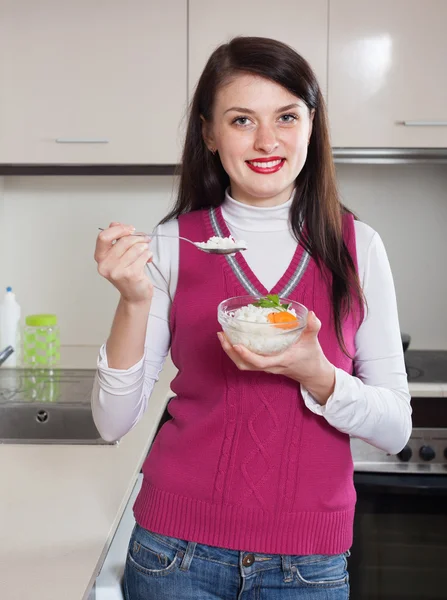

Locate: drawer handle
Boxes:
[55,138,109,144]
[402,121,447,127]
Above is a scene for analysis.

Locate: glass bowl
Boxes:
[217,295,308,356]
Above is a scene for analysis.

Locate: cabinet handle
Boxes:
[402,121,447,127]
[55,138,109,144]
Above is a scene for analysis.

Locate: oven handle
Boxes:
[354,472,447,495]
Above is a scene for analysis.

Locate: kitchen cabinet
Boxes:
[188,0,328,99]
[0,0,186,164]
[328,0,447,148]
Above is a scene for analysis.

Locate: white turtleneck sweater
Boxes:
[91,192,412,454]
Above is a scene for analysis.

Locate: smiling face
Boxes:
[202,73,314,207]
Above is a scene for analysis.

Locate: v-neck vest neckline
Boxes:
[206,205,311,298]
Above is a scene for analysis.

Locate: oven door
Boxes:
[350,473,447,600]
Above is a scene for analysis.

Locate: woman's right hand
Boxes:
[94,222,154,305]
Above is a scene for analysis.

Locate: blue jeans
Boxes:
[123,523,350,599]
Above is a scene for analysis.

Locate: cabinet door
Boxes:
[329,0,447,148]
[0,0,186,164]
[189,0,328,99]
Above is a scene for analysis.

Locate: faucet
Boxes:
[0,346,14,366]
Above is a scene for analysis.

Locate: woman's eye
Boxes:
[233,117,251,126]
[279,114,298,123]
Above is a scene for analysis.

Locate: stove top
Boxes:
[351,428,447,474]
[405,350,447,383]
[353,350,447,473]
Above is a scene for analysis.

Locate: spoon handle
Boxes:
[98,228,197,247]
[133,232,197,246]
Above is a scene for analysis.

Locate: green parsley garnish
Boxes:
[251,294,291,312]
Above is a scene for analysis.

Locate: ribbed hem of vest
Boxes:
[133,480,354,555]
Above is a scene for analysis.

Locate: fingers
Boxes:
[232,342,277,370]
[217,332,274,371]
[94,223,135,263]
[95,219,153,280]
[217,332,250,370]
[110,233,151,261]
[303,311,321,336]
[95,222,152,275]
[109,245,153,283]
[114,240,152,270]
[98,242,152,280]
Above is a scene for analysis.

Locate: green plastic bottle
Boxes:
[23,314,60,402]
[23,314,60,368]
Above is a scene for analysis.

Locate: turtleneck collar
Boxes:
[221,188,294,232]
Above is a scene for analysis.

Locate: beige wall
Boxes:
[336,164,447,350]
[0,164,446,367]
[0,176,178,367]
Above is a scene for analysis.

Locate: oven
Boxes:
[349,350,447,600]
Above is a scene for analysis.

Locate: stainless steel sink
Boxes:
[0,402,111,444]
[0,368,115,445]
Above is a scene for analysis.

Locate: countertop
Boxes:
[405,350,447,396]
[408,382,447,397]
[0,359,176,600]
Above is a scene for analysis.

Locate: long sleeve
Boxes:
[92,197,412,451]
[91,224,177,442]
[301,222,412,454]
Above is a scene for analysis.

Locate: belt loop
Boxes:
[281,555,293,583]
[179,541,196,572]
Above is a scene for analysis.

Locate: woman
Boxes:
[92,37,411,599]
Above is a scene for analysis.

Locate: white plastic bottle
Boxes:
[0,287,21,367]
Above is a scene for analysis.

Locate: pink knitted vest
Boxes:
[133,207,363,555]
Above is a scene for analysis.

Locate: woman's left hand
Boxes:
[217,311,336,405]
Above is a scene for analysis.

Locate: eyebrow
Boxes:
[224,103,302,115]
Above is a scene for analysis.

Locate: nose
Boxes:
[254,123,279,154]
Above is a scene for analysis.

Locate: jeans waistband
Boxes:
[133,524,349,574]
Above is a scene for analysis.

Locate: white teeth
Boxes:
[249,159,282,168]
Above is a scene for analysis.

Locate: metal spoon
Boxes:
[98,228,246,255]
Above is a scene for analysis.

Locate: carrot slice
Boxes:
[267,312,299,329]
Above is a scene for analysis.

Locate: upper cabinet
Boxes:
[188,0,328,99]
[0,0,186,164]
[328,0,447,148]
[1,1,445,165]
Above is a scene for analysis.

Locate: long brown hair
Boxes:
[162,36,363,353]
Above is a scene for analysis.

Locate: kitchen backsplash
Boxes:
[337,163,447,351]
[0,175,178,367]
[0,164,446,367]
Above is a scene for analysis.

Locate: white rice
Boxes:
[221,304,301,356]
[196,235,247,250]
[232,304,297,323]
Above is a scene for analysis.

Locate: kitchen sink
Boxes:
[0,368,115,445]
[0,403,110,444]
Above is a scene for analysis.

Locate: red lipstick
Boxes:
[246,157,285,174]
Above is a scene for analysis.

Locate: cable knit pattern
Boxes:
[133,208,363,555]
